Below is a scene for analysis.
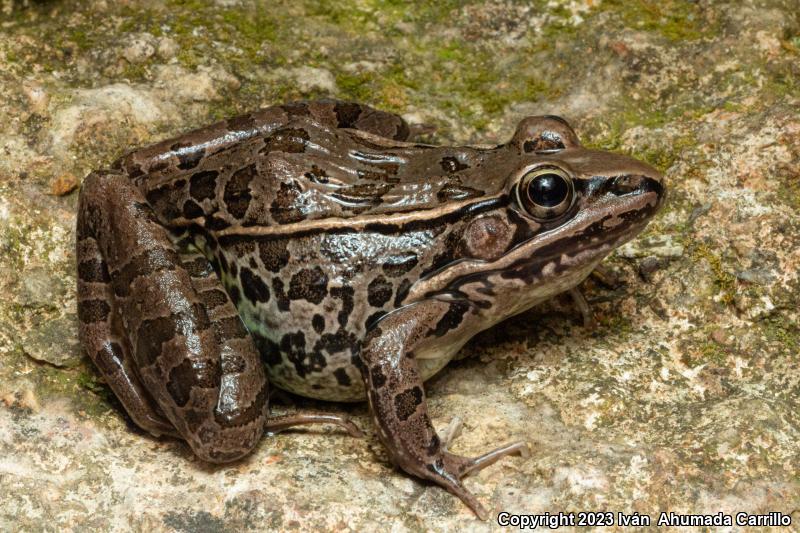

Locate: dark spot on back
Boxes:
[206,215,231,231]
[182,199,205,219]
[288,267,328,304]
[224,164,256,219]
[270,181,305,224]
[258,239,290,273]
[190,170,218,201]
[177,148,205,170]
[334,102,362,128]
[240,267,270,303]
[226,113,256,131]
[382,254,418,277]
[304,164,329,184]
[367,275,393,307]
[272,278,290,311]
[392,119,410,141]
[145,181,182,220]
[261,127,310,154]
[394,279,411,307]
[281,102,310,118]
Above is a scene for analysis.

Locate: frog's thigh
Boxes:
[77,230,178,438]
[359,299,527,519]
[77,171,268,462]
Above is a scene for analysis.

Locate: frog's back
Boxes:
[116,105,517,401]
[138,114,514,234]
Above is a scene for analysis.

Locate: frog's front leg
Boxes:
[77,170,357,462]
[360,300,528,519]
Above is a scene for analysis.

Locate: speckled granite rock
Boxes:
[1,0,798,531]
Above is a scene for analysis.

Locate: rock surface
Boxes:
[1,0,799,530]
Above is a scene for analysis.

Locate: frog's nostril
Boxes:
[610,175,645,195]
[609,174,665,198]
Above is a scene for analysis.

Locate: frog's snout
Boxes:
[610,172,664,201]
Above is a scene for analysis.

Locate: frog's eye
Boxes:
[517,168,574,220]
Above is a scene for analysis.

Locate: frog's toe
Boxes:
[264,413,364,438]
[444,440,529,479]
[437,477,490,521]
[440,416,464,449]
[423,442,528,520]
[568,287,595,329]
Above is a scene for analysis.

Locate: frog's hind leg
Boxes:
[78,170,271,462]
[179,248,363,440]
[77,205,179,439]
[359,300,528,520]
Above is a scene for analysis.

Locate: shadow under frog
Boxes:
[76,99,665,519]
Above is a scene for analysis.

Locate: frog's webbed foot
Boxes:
[265,413,363,438]
[360,300,528,520]
[429,442,529,520]
[426,417,530,519]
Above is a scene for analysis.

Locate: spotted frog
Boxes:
[76,100,664,518]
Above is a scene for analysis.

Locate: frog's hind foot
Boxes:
[264,413,364,438]
[432,442,530,520]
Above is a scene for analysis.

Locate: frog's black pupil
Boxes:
[528,173,568,207]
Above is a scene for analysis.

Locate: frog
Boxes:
[76,99,665,519]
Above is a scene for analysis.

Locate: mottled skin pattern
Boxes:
[76,99,665,518]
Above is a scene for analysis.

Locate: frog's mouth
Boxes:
[405,172,664,305]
